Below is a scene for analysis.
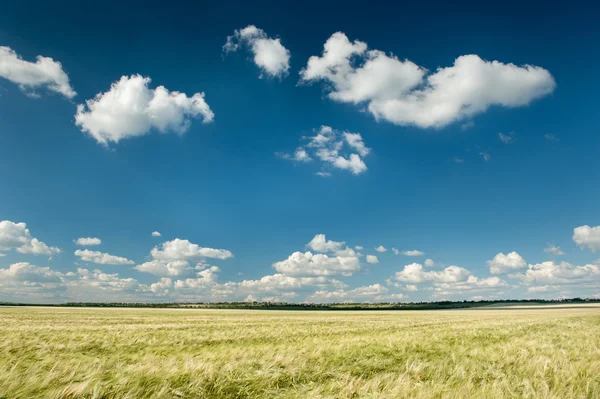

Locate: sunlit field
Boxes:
[1,305,600,398]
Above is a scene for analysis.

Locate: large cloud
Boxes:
[75,75,214,145]
[510,261,600,285]
[150,238,233,261]
[0,220,60,257]
[74,249,134,265]
[300,32,555,128]
[573,225,600,252]
[487,252,527,274]
[277,126,370,175]
[0,46,76,98]
[224,25,291,78]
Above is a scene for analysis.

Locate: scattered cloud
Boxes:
[309,284,404,303]
[453,157,465,164]
[424,259,437,267]
[394,263,471,284]
[480,152,491,162]
[354,245,363,250]
[510,261,600,285]
[74,249,134,265]
[402,250,424,257]
[134,260,193,277]
[573,225,600,252]
[498,132,516,144]
[375,245,387,253]
[391,248,400,255]
[278,126,370,175]
[366,255,379,264]
[299,32,555,128]
[0,46,76,98]
[151,231,162,237]
[74,237,101,246]
[223,25,290,78]
[544,244,565,256]
[488,252,526,274]
[75,74,214,145]
[150,238,233,261]
[0,220,60,257]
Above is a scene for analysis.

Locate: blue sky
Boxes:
[1,0,599,303]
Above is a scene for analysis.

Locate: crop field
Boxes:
[1,305,600,398]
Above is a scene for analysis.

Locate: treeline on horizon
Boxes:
[1,297,598,310]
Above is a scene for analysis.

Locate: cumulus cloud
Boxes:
[0,46,76,98]
[150,238,233,261]
[510,261,600,285]
[544,244,565,256]
[424,259,437,267]
[278,126,370,175]
[402,250,424,257]
[223,25,290,78]
[0,262,66,302]
[75,75,214,145]
[0,220,60,257]
[375,245,387,253]
[151,231,162,237]
[573,225,600,252]
[134,260,193,277]
[74,249,134,265]
[488,252,526,274]
[0,262,63,283]
[273,251,360,277]
[366,255,379,264]
[392,248,399,255]
[309,284,403,303]
[307,234,345,253]
[394,263,471,284]
[75,237,101,246]
[300,33,555,128]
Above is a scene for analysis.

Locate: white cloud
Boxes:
[74,249,134,265]
[0,46,76,98]
[354,245,363,250]
[424,259,436,267]
[0,262,66,302]
[223,25,290,78]
[309,284,404,303]
[300,33,555,128]
[75,75,214,145]
[278,126,370,175]
[0,220,60,257]
[134,260,193,277]
[402,250,424,257]
[366,255,379,264]
[487,252,526,274]
[375,245,387,253]
[544,244,565,256]
[480,152,491,162]
[0,262,63,283]
[453,157,465,164]
[307,234,345,253]
[75,237,101,246]
[392,248,399,255]
[151,231,162,237]
[404,284,418,292]
[150,238,233,261]
[499,132,516,144]
[527,285,559,293]
[394,263,471,284]
[510,261,600,285]
[273,251,360,277]
[573,225,600,252]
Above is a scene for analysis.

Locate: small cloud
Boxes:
[498,132,516,144]
[366,255,379,264]
[453,157,465,164]
[152,231,162,237]
[316,171,332,177]
[375,245,387,253]
[544,134,559,142]
[402,250,424,257]
[392,248,399,255]
[74,237,101,246]
[424,258,436,267]
[480,152,491,162]
[354,245,363,250]
[544,244,564,256]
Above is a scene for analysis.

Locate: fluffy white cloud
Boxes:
[375,245,387,253]
[150,238,233,261]
[394,263,471,284]
[307,234,345,253]
[487,252,526,274]
[0,46,76,98]
[74,249,134,265]
[424,259,436,267]
[573,225,600,252]
[134,260,193,277]
[510,261,600,285]
[0,220,60,257]
[75,237,101,246]
[75,75,214,145]
[354,245,363,250]
[544,244,565,256]
[404,284,418,292]
[273,251,360,277]
[224,25,290,78]
[309,284,403,303]
[0,262,66,302]
[151,231,162,237]
[0,262,63,283]
[402,250,424,257]
[366,255,379,264]
[300,33,555,128]
[278,126,370,175]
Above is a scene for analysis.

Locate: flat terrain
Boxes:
[1,306,599,398]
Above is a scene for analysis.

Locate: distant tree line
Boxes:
[1,297,598,310]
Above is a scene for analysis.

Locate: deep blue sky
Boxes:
[1,0,599,302]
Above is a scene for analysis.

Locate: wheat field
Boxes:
[1,305,599,398]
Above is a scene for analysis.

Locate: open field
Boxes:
[1,306,600,398]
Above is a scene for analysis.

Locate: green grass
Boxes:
[1,306,600,398]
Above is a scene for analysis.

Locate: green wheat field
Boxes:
[1,305,600,398]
